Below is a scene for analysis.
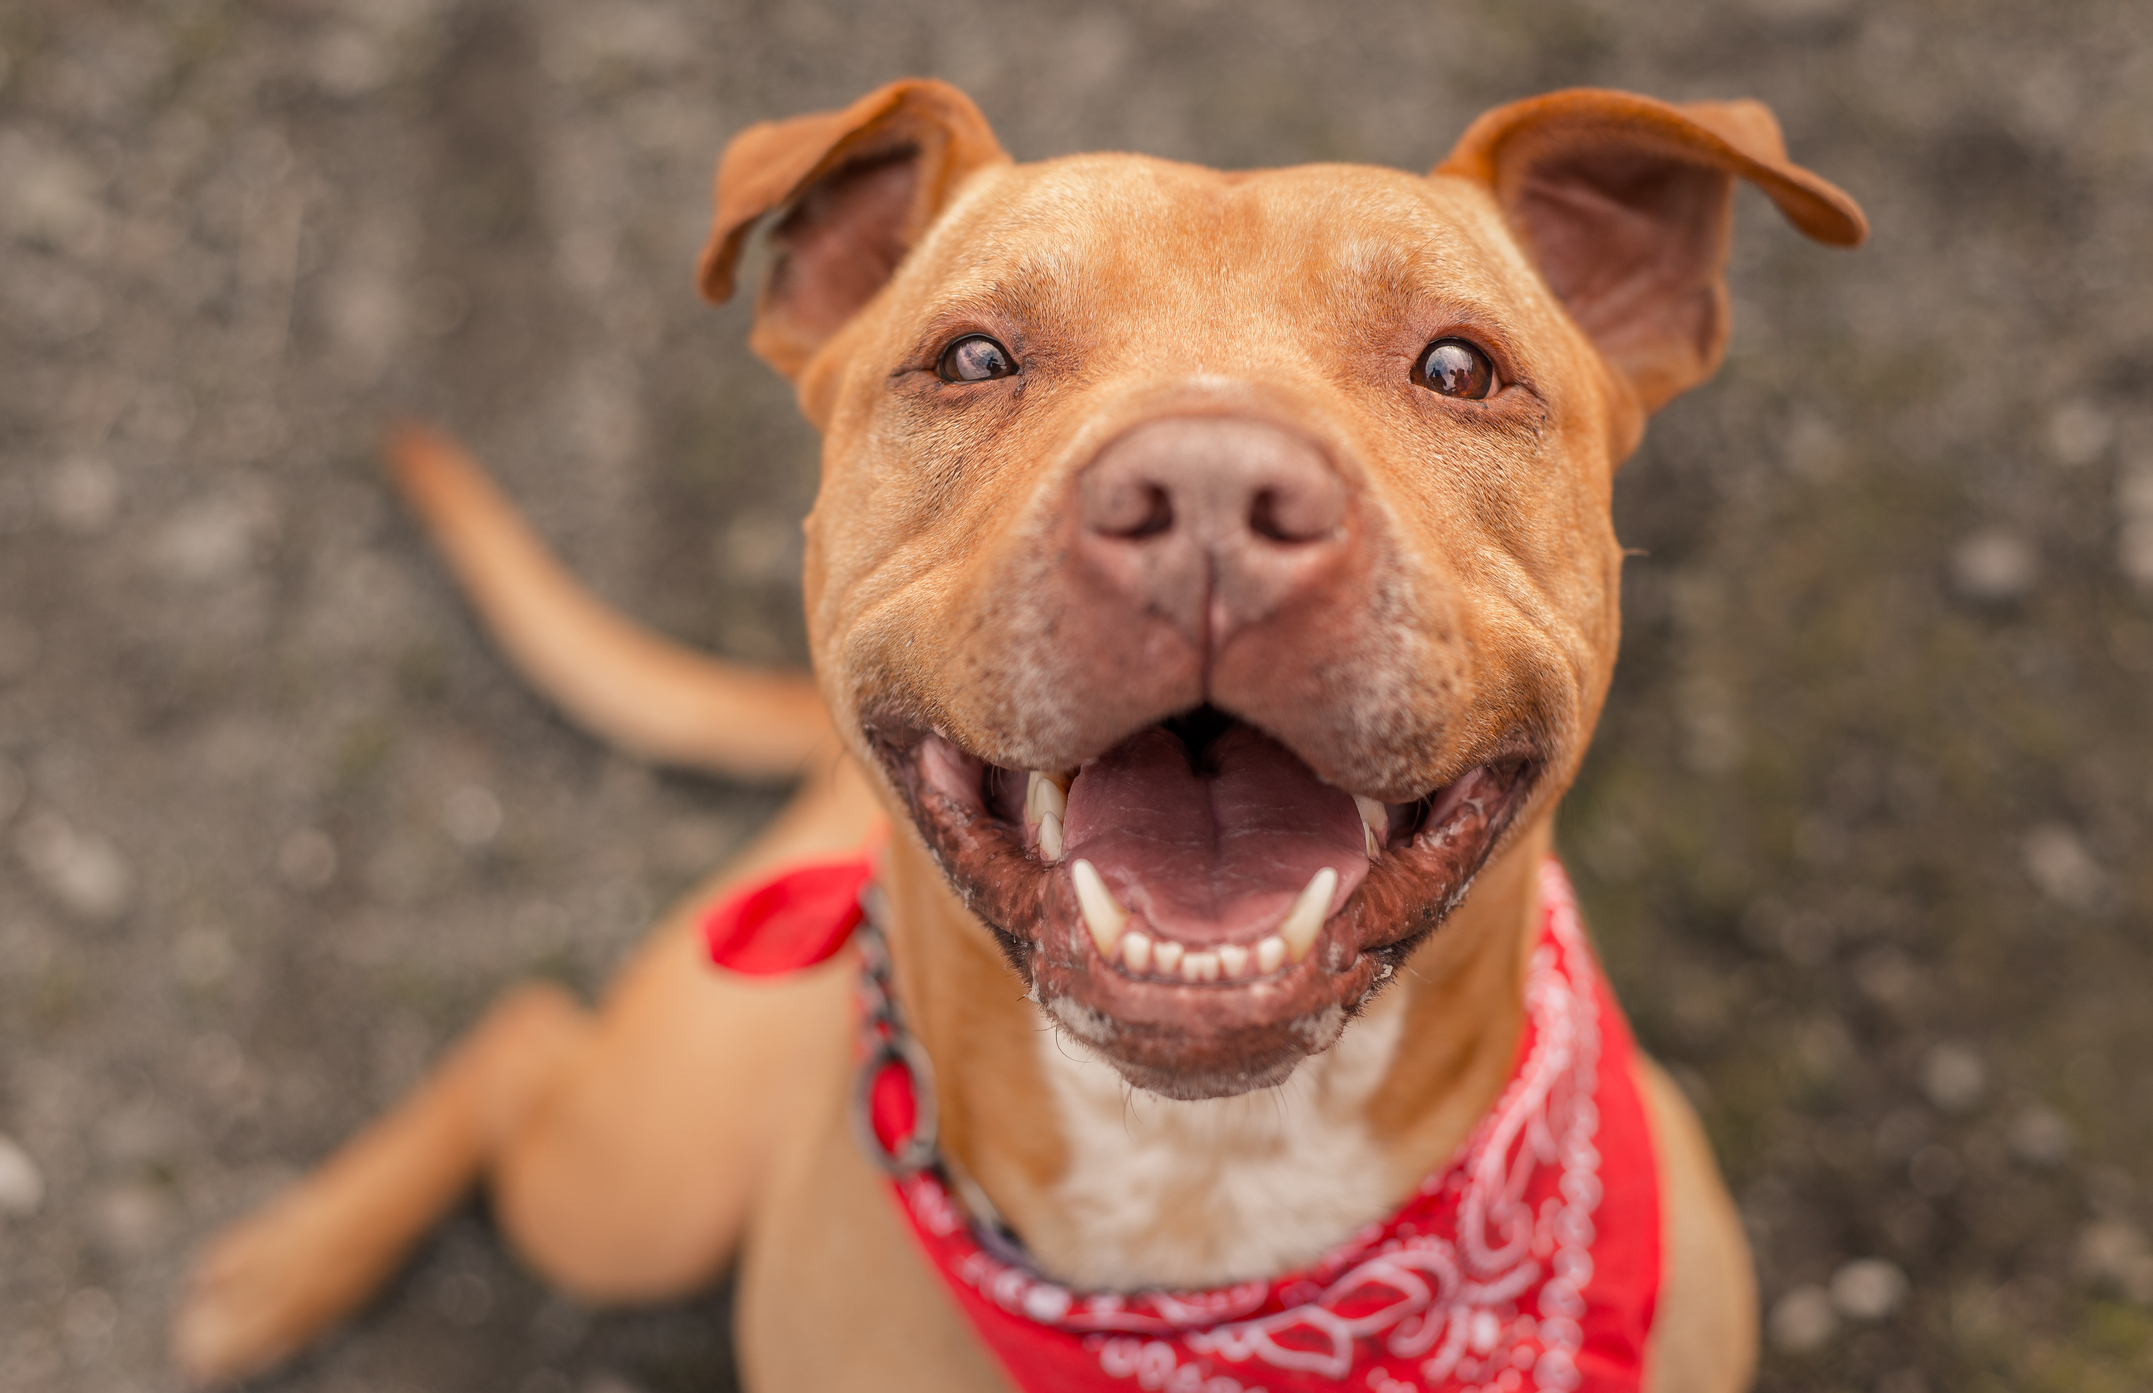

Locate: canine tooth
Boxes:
[1070,859,1126,957]
[1279,866,1337,963]
[1026,771,1069,826]
[1181,950,1220,983]
[1152,939,1184,974]
[1121,930,1152,974]
[1354,795,1388,857]
[1256,935,1287,974]
[1037,810,1065,861]
[1217,943,1251,977]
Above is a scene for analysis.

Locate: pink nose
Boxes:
[1075,417,1349,650]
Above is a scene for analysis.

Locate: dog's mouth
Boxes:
[875,706,1535,1098]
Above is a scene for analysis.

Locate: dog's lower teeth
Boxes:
[1036,810,1064,861]
[1111,935,1270,982]
[1073,853,1339,978]
[1073,863,1319,980]
[1070,858,1127,957]
[1279,866,1337,963]
[1120,930,1153,973]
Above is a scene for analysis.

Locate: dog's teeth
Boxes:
[1028,772,1069,859]
[1152,939,1184,974]
[1256,935,1287,974]
[1279,866,1337,963]
[1070,859,1126,957]
[1181,950,1220,983]
[1354,796,1388,857]
[1120,930,1152,974]
[1026,771,1069,827]
[1217,943,1250,978]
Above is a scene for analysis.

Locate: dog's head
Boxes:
[702,82,1863,1099]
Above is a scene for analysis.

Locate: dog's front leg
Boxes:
[171,977,590,1382]
[173,751,879,1386]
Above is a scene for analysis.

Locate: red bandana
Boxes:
[702,857,873,975]
[706,858,1660,1393]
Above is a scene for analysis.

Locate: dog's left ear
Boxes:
[1439,89,1866,423]
[698,79,1008,381]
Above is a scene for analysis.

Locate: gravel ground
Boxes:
[2,2,2150,1391]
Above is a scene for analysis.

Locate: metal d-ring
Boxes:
[851,1026,940,1177]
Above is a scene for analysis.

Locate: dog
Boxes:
[171,79,1864,1391]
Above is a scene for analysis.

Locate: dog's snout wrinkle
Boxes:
[1076,418,1349,651]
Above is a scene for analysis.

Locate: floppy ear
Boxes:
[1437,88,1866,419]
[698,79,1008,380]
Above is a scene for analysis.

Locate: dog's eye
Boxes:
[938,334,1017,383]
[1414,338,1494,400]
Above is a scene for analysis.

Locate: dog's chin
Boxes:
[874,706,1536,1100]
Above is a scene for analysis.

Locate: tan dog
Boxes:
[172,80,1863,1391]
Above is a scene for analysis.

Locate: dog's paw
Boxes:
[169,1183,406,1387]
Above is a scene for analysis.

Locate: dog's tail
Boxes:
[384,423,832,780]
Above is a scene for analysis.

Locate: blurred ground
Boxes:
[2,1,2150,1390]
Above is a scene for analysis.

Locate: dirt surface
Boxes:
[2,2,2150,1390]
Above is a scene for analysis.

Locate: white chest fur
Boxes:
[1028,995,1407,1290]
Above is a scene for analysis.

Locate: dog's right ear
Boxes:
[697,79,1007,382]
[1438,89,1865,446]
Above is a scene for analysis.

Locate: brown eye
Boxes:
[1414,338,1494,400]
[938,334,1017,383]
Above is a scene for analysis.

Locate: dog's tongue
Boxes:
[1061,723,1368,944]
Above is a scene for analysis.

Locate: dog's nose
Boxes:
[1076,417,1348,648]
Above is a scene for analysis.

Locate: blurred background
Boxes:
[1,1,2149,1390]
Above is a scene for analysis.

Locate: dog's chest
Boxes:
[1025,998,1406,1290]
